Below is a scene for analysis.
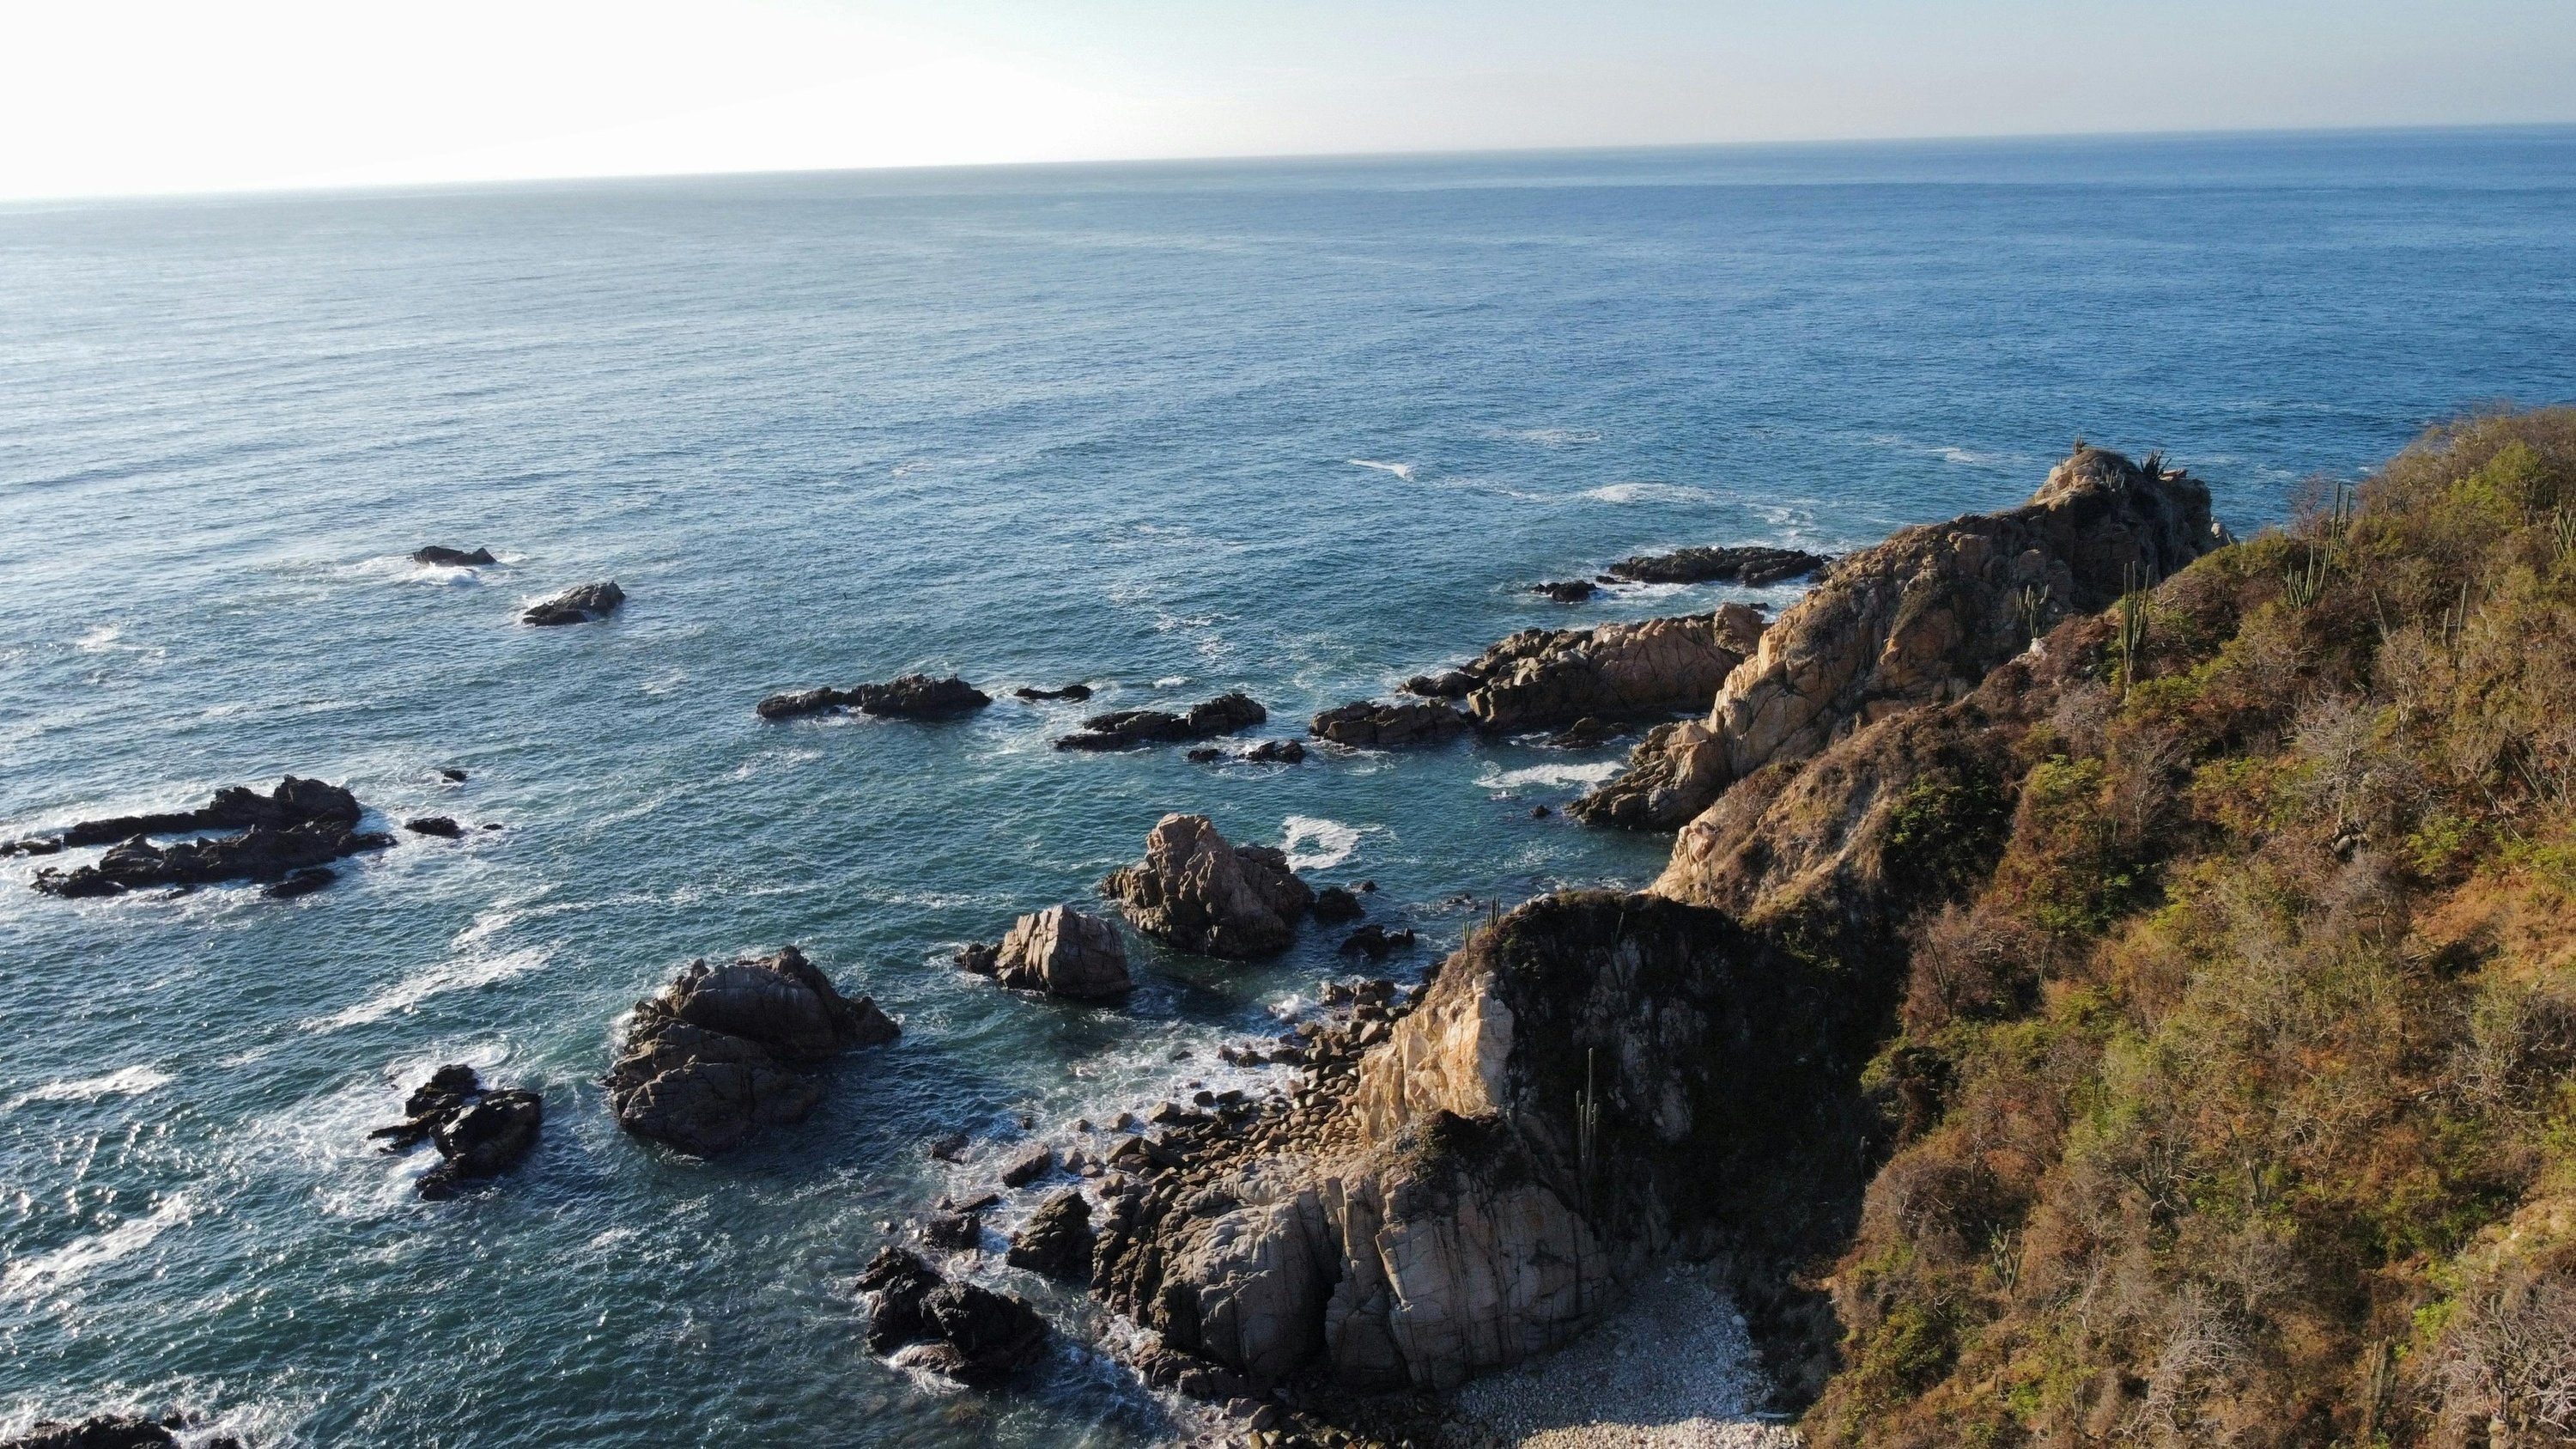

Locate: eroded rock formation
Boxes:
[960,904,1133,997]
[1101,814,1313,959]
[606,946,898,1156]
[1575,447,2216,829]
[756,674,991,720]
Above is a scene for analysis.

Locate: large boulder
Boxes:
[1054,691,1266,752]
[1101,814,1313,959]
[605,946,898,1156]
[1005,1189,1095,1281]
[965,905,1131,997]
[1575,447,2220,830]
[755,674,990,720]
[522,581,623,625]
[858,1246,1049,1386]
[412,545,496,567]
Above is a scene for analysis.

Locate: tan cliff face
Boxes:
[1574,447,2219,831]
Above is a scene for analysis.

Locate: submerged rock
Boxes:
[26,777,389,898]
[963,905,1131,998]
[412,545,496,567]
[1101,813,1314,959]
[858,1246,1049,1386]
[521,581,623,626]
[605,946,898,1156]
[1576,447,2221,830]
[369,1063,543,1199]
[1603,544,1829,587]
[1531,579,1598,603]
[756,673,991,721]
[1053,691,1266,752]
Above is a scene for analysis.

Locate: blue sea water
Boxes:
[2,127,2573,1446]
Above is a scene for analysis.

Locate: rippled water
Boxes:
[3,129,2573,1446]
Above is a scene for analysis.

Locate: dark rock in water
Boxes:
[1184,746,1223,763]
[1546,716,1621,749]
[1401,669,1481,699]
[928,1132,971,1162]
[1242,740,1305,764]
[999,1145,1054,1188]
[1103,814,1314,959]
[404,816,464,839]
[1532,579,1597,603]
[412,545,496,567]
[859,1246,1048,1386]
[1312,886,1364,925]
[521,581,623,625]
[972,906,1130,998]
[1013,683,1094,703]
[1053,691,1265,752]
[1604,544,1830,587]
[756,673,992,721]
[0,837,64,857]
[1309,699,1471,748]
[1131,1342,1253,1402]
[264,867,336,899]
[369,1064,541,1199]
[437,767,469,782]
[29,779,390,898]
[0,1415,191,1449]
[1337,923,1417,960]
[922,1210,981,1251]
[1530,805,1553,818]
[1005,1190,1093,1281]
[605,945,898,1156]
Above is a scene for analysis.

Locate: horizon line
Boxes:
[8,117,2573,213]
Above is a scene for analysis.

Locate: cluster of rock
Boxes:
[957,905,1132,998]
[19,777,390,898]
[1101,814,1315,959]
[1575,447,2221,830]
[1603,545,1829,587]
[0,1415,243,1449]
[756,673,991,720]
[858,1247,1050,1386]
[412,545,497,567]
[605,946,898,1156]
[1054,691,1266,752]
[1311,606,1765,747]
[368,1064,543,1199]
[521,581,623,626]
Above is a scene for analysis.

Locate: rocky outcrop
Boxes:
[1006,1190,1094,1281]
[959,905,1132,997]
[404,816,464,838]
[1575,447,2218,830]
[23,778,390,898]
[1101,814,1313,959]
[0,1416,240,1449]
[1054,691,1266,752]
[369,1063,543,1199]
[1014,683,1093,702]
[1532,580,1597,603]
[1604,545,1828,587]
[1089,892,1882,1397]
[1309,699,1471,749]
[756,674,990,720]
[521,581,623,625]
[859,1247,1050,1386]
[1314,607,1764,746]
[606,946,898,1156]
[412,545,496,567]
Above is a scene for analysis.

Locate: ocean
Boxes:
[3,127,2572,1446]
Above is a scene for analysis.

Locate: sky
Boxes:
[7,0,2576,202]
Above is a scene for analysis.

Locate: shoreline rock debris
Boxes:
[858,1246,1050,1387]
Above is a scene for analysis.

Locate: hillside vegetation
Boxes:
[1807,410,2576,1446]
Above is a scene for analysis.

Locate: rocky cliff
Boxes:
[1573,447,2218,829]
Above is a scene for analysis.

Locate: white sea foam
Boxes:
[74,624,124,653]
[1583,481,1716,504]
[13,1064,173,1106]
[302,947,550,1032]
[1478,760,1624,792]
[1281,815,1370,871]
[1151,675,1189,689]
[2,1195,191,1300]
[1346,459,1417,481]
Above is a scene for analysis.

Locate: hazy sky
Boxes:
[9,0,2576,201]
